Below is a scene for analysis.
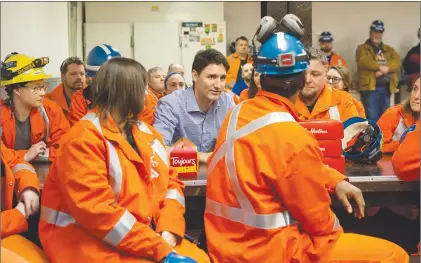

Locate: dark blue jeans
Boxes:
[360,86,391,122]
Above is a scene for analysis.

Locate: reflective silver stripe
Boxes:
[151,139,169,168]
[392,117,407,141]
[329,106,340,121]
[103,209,136,246]
[82,113,122,202]
[99,44,111,55]
[332,214,341,231]
[136,121,152,135]
[206,198,296,229]
[165,189,185,208]
[208,108,296,175]
[38,105,50,138]
[107,140,122,202]
[11,163,36,174]
[40,205,76,227]
[206,105,298,229]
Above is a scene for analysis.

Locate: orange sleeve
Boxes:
[274,143,341,260]
[44,102,71,162]
[239,89,249,102]
[139,96,156,125]
[340,95,359,122]
[392,126,420,181]
[151,128,186,240]
[56,134,173,261]
[377,108,400,153]
[1,209,28,237]
[352,98,366,118]
[69,91,88,126]
[3,143,40,196]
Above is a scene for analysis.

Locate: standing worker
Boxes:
[204,14,409,263]
[39,57,209,263]
[1,53,70,162]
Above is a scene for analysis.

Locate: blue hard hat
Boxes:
[343,117,383,164]
[370,20,385,33]
[86,44,121,77]
[319,31,333,42]
[255,32,309,75]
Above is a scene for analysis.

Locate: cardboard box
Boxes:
[299,120,344,140]
[318,139,343,157]
[323,155,345,174]
[169,138,198,178]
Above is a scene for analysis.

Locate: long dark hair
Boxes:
[248,68,259,99]
[403,73,420,119]
[3,82,28,112]
[90,57,147,130]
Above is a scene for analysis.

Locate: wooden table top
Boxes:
[33,154,419,196]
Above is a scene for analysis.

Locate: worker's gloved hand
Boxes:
[162,252,197,263]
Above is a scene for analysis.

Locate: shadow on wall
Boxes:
[0,77,61,100]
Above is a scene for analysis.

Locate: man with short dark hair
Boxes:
[154,49,235,161]
[226,36,253,90]
[45,57,86,118]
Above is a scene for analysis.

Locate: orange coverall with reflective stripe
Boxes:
[377,104,417,153]
[1,99,70,162]
[205,89,409,263]
[39,110,209,263]
[44,83,70,119]
[295,85,359,122]
[392,121,420,181]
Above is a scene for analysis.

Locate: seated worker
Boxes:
[1,53,70,162]
[327,66,366,118]
[239,70,261,102]
[232,62,253,96]
[204,15,409,263]
[164,72,186,95]
[393,123,420,181]
[226,36,253,90]
[1,141,49,263]
[295,47,359,122]
[377,73,419,153]
[45,56,86,118]
[39,57,209,263]
[318,31,348,68]
[154,49,235,162]
[68,44,121,126]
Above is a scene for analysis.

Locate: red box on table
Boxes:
[299,120,344,140]
[317,139,343,157]
[323,155,346,174]
[169,138,198,178]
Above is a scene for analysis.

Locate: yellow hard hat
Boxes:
[1,53,52,86]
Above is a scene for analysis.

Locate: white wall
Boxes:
[85,2,224,23]
[224,2,261,48]
[312,2,420,78]
[1,2,69,78]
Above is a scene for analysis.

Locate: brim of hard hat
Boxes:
[370,28,385,33]
[0,73,52,87]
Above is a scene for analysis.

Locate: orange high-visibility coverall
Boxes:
[39,110,210,263]
[295,85,359,122]
[205,89,409,263]
[392,121,420,181]
[1,99,70,162]
[352,97,366,118]
[69,88,157,126]
[377,104,417,153]
[45,83,70,119]
[239,88,250,102]
[329,53,348,68]
[1,142,49,263]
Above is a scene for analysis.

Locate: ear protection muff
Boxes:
[280,14,306,39]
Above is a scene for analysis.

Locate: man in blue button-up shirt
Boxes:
[154,49,236,161]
